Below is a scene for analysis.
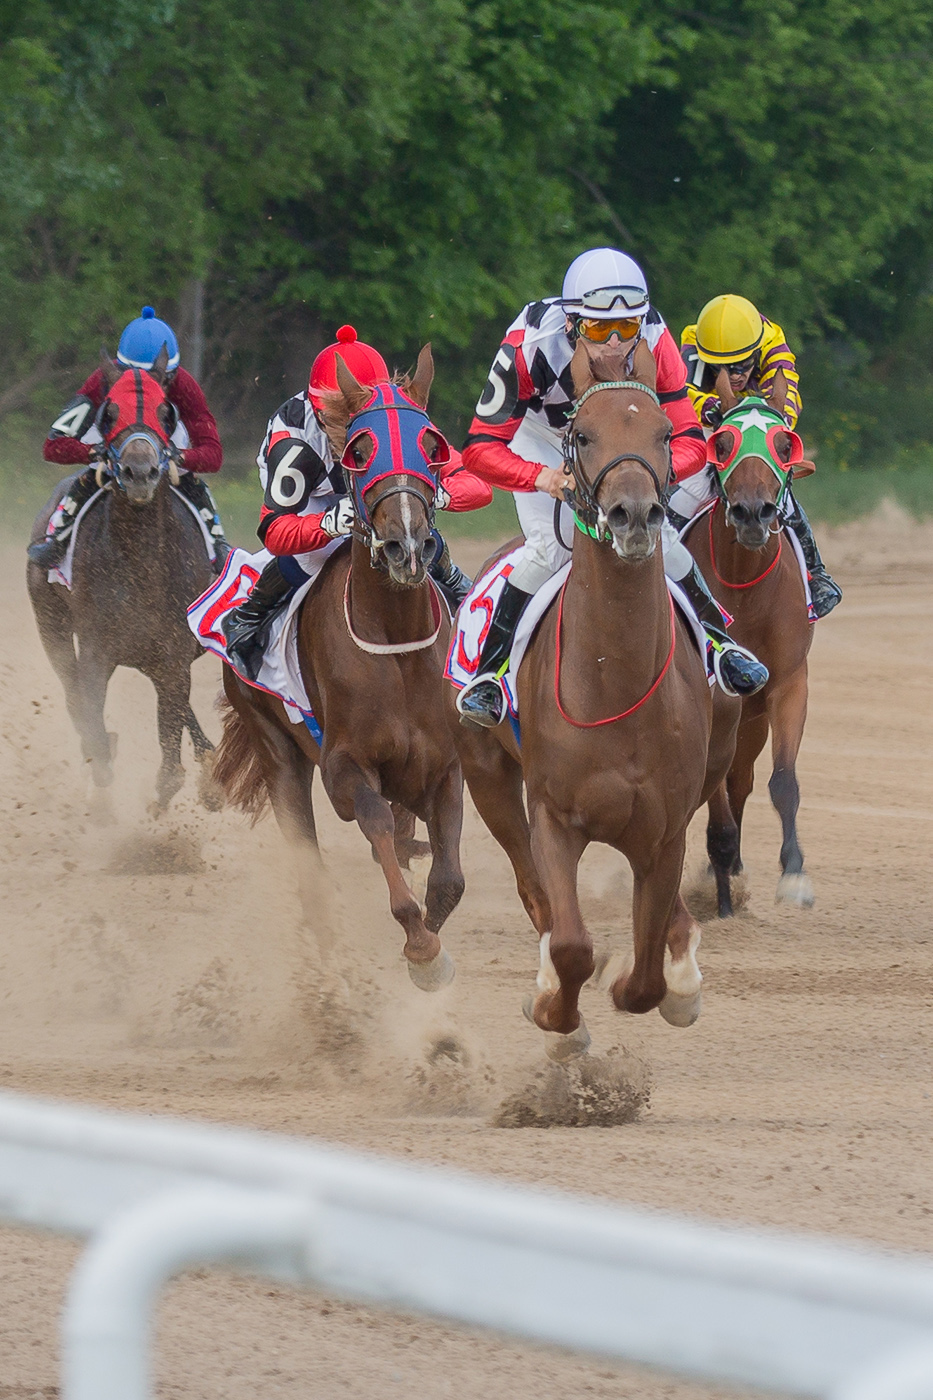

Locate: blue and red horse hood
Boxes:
[341,382,450,497]
[102,368,169,445]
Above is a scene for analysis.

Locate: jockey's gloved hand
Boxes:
[321,497,355,538]
[434,484,451,511]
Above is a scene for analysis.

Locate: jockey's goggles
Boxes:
[722,356,758,377]
[565,285,650,314]
[573,315,644,344]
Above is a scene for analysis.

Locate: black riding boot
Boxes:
[429,534,472,611]
[27,467,101,568]
[456,579,533,728]
[223,557,297,681]
[784,492,842,618]
[678,560,770,697]
[175,472,231,571]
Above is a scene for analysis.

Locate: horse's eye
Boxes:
[576,431,588,446]
[352,445,363,463]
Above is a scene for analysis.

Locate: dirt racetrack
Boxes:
[0,504,931,1399]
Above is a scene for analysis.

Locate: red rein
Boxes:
[708,504,782,589]
[554,587,677,728]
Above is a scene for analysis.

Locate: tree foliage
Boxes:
[3,0,933,454]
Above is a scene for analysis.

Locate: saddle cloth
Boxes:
[444,545,710,718]
[50,484,217,590]
[681,502,816,623]
[186,542,341,732]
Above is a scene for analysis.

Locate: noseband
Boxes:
[559,380,672,547]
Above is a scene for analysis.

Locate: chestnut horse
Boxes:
[451,342,739,1060]
[27,348,218,817]
[214,349,464,989]
[685,398,816,915]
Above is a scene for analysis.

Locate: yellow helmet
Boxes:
[695,295,763,364]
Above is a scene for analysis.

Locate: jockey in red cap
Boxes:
[223,326,491,680]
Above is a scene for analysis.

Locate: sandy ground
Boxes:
[0,503,931,1398]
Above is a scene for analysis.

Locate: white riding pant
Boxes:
[668,465,716,522]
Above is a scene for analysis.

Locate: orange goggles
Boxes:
[574,315,644,344]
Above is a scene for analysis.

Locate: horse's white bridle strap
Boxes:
[343,571,444,655]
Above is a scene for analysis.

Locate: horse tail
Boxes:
[212,693,270,822]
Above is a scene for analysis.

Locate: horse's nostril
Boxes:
[647,504,665,529]
[731,504,749,524]
[422,536,439,565]
[760,504,778,523]
[384,541,405,566]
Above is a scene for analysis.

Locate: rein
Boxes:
[554,586,676,727]
[708,502,783,590]
[561,380,671,544]
[343,569,443,655]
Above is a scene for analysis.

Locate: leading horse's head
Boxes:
[565,338,671,562]
[707,397,814,550]
[98,344,174,506]
[322,346,450,588]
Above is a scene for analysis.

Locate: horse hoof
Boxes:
[197,758,225,812]
[545,1017,591,1063]
[776,872,814,907]
[407,945,455,992]
[522,995,591,1061]
[658,988,702,1027]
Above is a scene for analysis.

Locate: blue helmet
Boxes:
[116,306,180,371]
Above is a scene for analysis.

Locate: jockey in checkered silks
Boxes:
[455,247,770,731]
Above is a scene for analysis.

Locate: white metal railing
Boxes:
[0,1090,931,1400]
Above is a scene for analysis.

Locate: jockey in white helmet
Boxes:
[455,247,768,729]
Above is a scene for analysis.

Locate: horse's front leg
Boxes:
[526,804,592,1059]
[75,642,117,788]
[610,833,687,1020]
[150,671,190,814]
[706,780,739,918]
[422,763,465,935]
[767,666,813,906]
[322,750,454,991]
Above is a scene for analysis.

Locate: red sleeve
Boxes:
[461,439,539,492]
[461,332,542,492]
[169,367,223,474]
[439,448,493,511]
[654,329,706,481]
[42,369,107,465]
[260,505,331,556]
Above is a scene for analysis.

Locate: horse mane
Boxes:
[319,371,413,459]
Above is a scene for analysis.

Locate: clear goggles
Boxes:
[565,285,650,314]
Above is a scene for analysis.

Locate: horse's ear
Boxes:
[100,347,122,390]
[334,354,371,416]
[408,344,434,408]
[631,337,657,393]
[149,342,170,385]
[570,339,597,398]
[100,400,119,437]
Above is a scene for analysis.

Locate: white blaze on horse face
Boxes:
[400,489,419,575]
[627,404,639,413]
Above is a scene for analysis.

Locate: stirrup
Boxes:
[710,639,769,698]
[456,672,507,728]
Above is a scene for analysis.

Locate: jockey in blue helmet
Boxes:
[30,306,229,571]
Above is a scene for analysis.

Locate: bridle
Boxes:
[558,380,672,548]
[99,368,173,495]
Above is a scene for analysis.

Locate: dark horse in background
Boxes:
[27,347,221,818]
[214,348,464,989]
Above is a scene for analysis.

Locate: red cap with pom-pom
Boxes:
[308,325,389,410]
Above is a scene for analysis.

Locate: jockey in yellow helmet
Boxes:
[675,295,840,618]
[681,294,802,429]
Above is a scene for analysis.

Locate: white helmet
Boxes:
[561,247,650,319]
